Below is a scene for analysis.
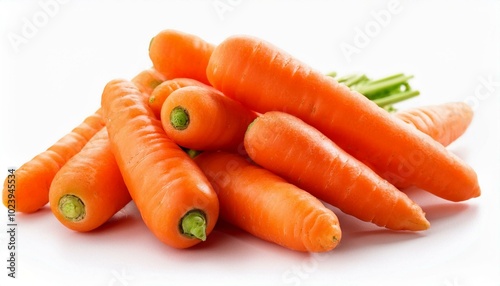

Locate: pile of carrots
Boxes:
[2,29,480,252]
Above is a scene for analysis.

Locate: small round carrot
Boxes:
[161,86,258,152]
[244,111,430,231]
[49,128,130,232]
[207,34,480,202]
[149,29,215,85]
[148,78,209,119]
[2,109,105,213]
[100,78,219,249]
[194,151,341,252]
[394,101,474,147]
[131,67,166,96]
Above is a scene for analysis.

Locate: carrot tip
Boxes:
[58,194,86,222]
[170,106,190,130]
[180,209,207,241]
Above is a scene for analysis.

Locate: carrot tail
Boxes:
[394,101,474,147]
[2,110,105,213]
[194,151,341,252]
[244,111,430,231]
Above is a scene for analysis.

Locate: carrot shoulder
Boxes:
[161,85,257,152]
[149,29,215,85]
[207,35,480,202]
[244,111,430,231]
[148,78,209,119]
[2,109,105,213]
[49,128,130,232]
[100,78,219,248]
[394,101,474,147]
[194,151,341,252]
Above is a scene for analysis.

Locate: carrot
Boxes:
[194,151,341,252]
[100,78,219,248]
[149,29,215,85]
[2,109,105,213]
[394,101,474,147]
[207,35,480,202]
[149,78,209,119]
[131,67,166,96]
[244,111,430,231]
[48,128,130,232]
[161,86,258,152]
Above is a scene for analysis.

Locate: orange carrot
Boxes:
[245,111,430,231]
[49,128,130,232]
[2,110,105,213]
[207,35,480,202]
[149,29,215,85]
[161,86,258,152]
[100,78,219,248]
[131,67,166,96]
[394,101,473,147]
[194,151,341,252]
[149,78,209,119]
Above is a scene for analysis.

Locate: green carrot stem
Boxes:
[343,74,369,88]
[180,209,207,241]
[58,194,86,222]
[373,90,420,107]
[186,149,202,159]
[356,74,414,98]
[170,106,190,130]
[326,71,337,78]
[365,73,405,84]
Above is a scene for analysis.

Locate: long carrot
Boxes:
[245,111,430,231]
[161,86,257,152]
[2,109,105,213]
[394,101,474,147]
[207,35,480,202]
[149,29,215,85]
[49,128,130,232]
[194,151,341,252]
[149,78,209,119]
[100,78,219,248]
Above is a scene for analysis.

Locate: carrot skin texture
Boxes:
[394,102,474,147]
[149,78,210,119]
[2,110,105,213]
[207,35,480,202]
[49,128,130,232]
[194,151,341,252]
[244,111,430,231]
[101,79,219,248]
[161,86,258,152]
[149,29,215,85]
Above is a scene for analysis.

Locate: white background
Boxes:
[1,1,499,285]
